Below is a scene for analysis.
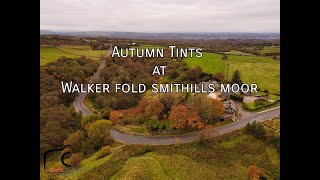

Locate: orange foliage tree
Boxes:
[168,105,205,129]
[168,105,189,129]
[144,99,164,119]
[247,165,265,180]
[109,111,122,124]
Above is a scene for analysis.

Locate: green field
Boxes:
[184,52,225,74]
[40,45,106,66]
[227,55,280,94]
[40,46,79,66]
[258,46,280,55]
[224,50,254,56]
[184,52,280,94]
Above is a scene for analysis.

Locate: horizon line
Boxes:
[40,29,280,34]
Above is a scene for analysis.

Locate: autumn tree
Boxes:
[187,94,224,123]
[168,105,189,129]
[213,72,226,82]
[40,121,68,153]
[168,105,204,129]
[69,153,82,167]
[87,120,112,149]
[109,111,122,124]
[231,69,243,85]
[247,165,266,180]
[144,99,164,119]
[64,130,85,152]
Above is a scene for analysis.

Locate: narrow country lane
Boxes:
[110,107,280,145]
[74,46,111,115]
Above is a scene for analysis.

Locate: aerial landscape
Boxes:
[40,0,280,179]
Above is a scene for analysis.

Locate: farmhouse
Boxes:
[224,100,237,115]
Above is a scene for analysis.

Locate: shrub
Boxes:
[230,94,244,101]
[96,146,112,159]
[147,120,160,132]
[245,121,267,138]
[118,118,130,126]
[138,145,153,154]
[69,153,82,167]
[101,106,113,119]
[263,89,269,93]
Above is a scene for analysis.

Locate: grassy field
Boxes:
[40,45,106,66]
[184,52,225,74]
[41,128,279,180]
[184,52,280,94]
[40,46,79,66]
[58,45,106,60]
[258,46,280,55]
[224,50,254,56]
[227,55,280,94]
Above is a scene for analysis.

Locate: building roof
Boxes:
[197,80,218,92]
[207,92,217,99]
[224,100,237,111]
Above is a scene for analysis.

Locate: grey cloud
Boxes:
[40,0,279,32]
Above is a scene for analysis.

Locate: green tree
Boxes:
[231,69,243,85]
[101,106,113,119]
[87,120,112,149]
[81,114,102,129]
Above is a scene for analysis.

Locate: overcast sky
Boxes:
[40,0,280,33]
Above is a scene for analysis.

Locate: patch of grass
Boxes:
[243,101,278,111]
[130,127,147,134]
[58,45,106,60]
[227,55,280,94]
[40,46,79,66]
[111,156,171,180]
[220,134,250,148]
[184,52,225,74]
[262,118,280,132]
[145,152,218,179]
[40,45,106,66]
[255,92,280,101]
[114,125,150,136]
[211,119,234,128]
[224,50,254,56]
[258,46,280,55]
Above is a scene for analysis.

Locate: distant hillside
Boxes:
[40,30,280,40]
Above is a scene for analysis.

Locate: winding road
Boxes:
[74,46,280,145]
[74,46,112,116]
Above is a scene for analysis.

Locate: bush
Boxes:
[138,145,153,154]
[69,153,82,167]
[147,120,160,132]
[230,94,244,101]
[118,118,130,126]
[96,146,112,159]
[245,121,267,138]
[101,106,113,119]
[133,116,147,125]
[263,89,269,93]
